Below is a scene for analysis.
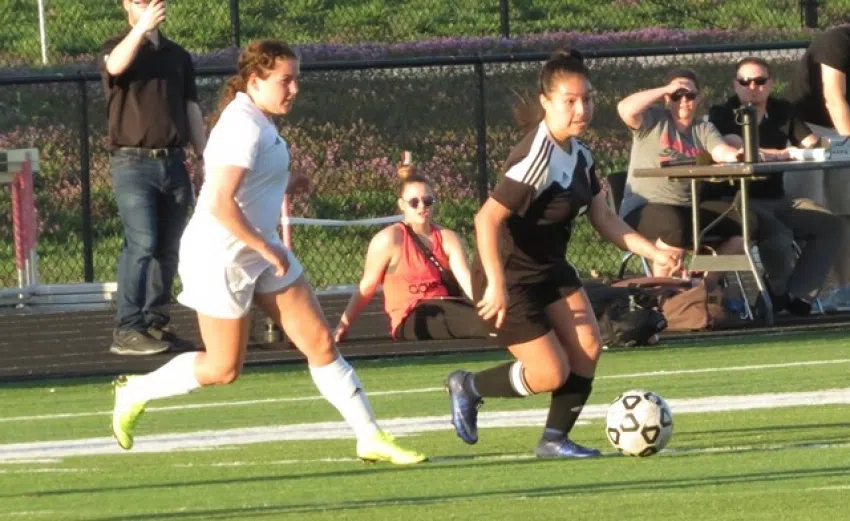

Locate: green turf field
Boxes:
[1,330,849,520]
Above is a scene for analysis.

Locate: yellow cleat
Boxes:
[111,375,148,450]
[356,431,428,465]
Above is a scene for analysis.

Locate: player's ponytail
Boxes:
[208,76,247,128]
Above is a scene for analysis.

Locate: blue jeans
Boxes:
[111,149,193,331]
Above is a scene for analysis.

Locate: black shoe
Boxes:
[147,325,195,351]
[786,297,812,317]
[754,290,790,319]
[110,329,170,356]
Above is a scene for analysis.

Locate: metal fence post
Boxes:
[229,0,241,48]
[37,0,49,65]
[474,59,489,204]
[801,0,818,29]
[78,78,94,283]
[499,0,510,39]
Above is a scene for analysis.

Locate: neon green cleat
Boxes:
[356,431,428,465]
[111,375,148,450]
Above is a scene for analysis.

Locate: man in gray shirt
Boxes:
[617,69,754,278]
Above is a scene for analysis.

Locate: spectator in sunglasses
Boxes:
[617,68,754,278]
[705,57,840,316]
[334,153,489,342]
[786,26,850,311]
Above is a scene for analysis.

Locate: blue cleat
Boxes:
[445,370,482,445]
[535,438,602,459]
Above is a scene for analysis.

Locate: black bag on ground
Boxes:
[611,277,728,331]
[584,281,668,348]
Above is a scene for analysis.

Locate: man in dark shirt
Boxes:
[786,27,850,310]
[102,0,206,355]
[708,57,841,316]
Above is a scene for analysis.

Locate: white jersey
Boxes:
[183,92,290,261]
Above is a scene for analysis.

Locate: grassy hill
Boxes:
[0,0,843,66]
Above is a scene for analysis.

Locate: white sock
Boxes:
[309,356,380,440]
[124,352,202,404]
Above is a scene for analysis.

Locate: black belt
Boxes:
[113,147,184,159]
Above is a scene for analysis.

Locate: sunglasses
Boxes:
[736,76,769,87]
[407,195,435,209]
[670,90,698,102]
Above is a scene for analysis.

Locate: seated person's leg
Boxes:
[623,204,688,277]
[784,198,845,305]
[822,171,850,308]
[748,200,795,299]
[697,199,759,244]
[398,298,491,341]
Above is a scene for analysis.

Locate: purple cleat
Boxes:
[445,370,482,444]
[535,438,602,459]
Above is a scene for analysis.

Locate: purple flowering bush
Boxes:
[0,44,808,286]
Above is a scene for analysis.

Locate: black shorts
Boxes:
[397,298,491,341]
[622,201,757,248]
[472,262,582,348]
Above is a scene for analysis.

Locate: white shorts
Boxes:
[177,237,304,319]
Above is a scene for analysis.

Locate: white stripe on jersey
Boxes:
[506,123,594,196]
[525,140,554,189]
[507,125,553,190]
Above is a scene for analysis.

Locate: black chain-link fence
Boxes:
[0,44,810,290]
[0,0,845,67]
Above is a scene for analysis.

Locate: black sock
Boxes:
[542,372,594,440]
[470,361,531,398]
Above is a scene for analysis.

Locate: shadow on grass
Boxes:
[69,464,850,521]
[8,443,850,501]
[684,422,850,437]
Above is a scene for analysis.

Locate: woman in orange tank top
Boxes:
[334,153,490,342]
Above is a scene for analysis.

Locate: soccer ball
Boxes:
[605,389,673,457]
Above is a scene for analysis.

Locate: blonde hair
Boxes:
[396,151,431,196]
[208,39,298,128]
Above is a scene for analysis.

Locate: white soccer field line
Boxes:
[2,358,848,424]
[1,388,849,462]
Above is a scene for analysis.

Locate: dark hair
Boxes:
[665,68,700,90]
[512,48,589,134]
[735,56,772,78]
[208,39,299,128]
[396,151,431,196]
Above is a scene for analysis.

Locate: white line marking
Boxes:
[0,459,60,465]
[0,387,444,423]
[4,512,55,517]
[0,467,97,474]
[3,358,848,424]
[806,485,850,491]
[598,359,850,379]
[1,388,849,462]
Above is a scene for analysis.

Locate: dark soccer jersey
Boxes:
[788,26,850,128]
[490,121,601,283]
